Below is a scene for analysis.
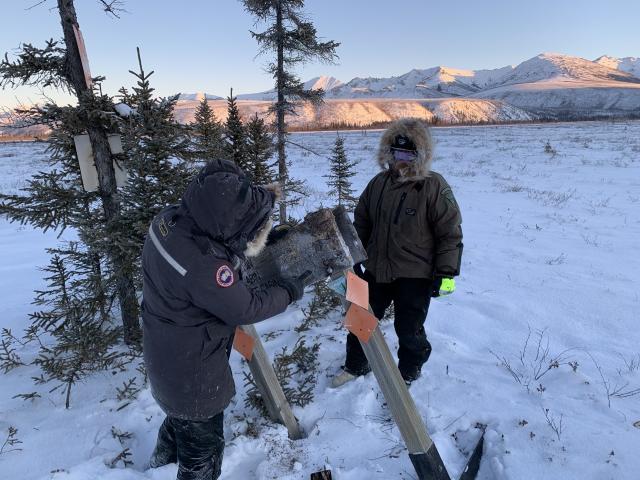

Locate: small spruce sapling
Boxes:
[245,112,275,184]
[223,88,248,171]
[325,135,358,212]
[190,96,224,164]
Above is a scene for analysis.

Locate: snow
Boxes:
[176,93,223,102]
[594,56,640,79]
[1,121,640,479]
[115,103,135,118]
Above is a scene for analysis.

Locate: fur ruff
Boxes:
[244,217,272,258]
[377,118,433,181]
[262,182,282,203]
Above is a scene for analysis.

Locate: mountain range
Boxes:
[174,53,640,127]
[3,53,640,139]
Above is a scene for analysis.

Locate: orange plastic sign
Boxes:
[345,271,369,310]
[233,327,255,361]
[344,304,378,343]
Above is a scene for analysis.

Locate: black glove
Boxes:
[266,223,292,246]
[276,270,311,303]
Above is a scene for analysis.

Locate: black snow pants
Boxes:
[345,272,433,380]
[150,412,224,480]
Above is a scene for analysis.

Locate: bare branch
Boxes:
[97,0,126,18]
[25,0,50,11]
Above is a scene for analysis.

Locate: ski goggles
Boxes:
[391,148,418,162]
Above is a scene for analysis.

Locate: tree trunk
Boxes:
[275,0,287,222]
[57,0,141,344]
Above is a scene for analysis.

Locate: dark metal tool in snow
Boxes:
[236,207,365,440]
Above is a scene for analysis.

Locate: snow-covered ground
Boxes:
[1,121,639,479]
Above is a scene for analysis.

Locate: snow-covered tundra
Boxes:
[1,120,639,479]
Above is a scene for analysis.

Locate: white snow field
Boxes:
[1,121,639,480]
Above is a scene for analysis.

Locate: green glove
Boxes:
[432,277,455,297]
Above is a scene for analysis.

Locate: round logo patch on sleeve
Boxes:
[215,265,235,288]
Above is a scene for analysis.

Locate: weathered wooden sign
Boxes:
[244,206,366,289]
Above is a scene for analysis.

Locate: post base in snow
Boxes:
[408,430,485,480]
[310,470,332,480]
[409,445,451,480]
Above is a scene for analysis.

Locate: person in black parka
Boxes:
[142,159,303,480]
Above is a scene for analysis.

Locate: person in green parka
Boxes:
[332,117,463,387]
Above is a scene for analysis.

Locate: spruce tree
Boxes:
[223,88,249,172]
[242,0,340,221]
[0,35,194,407]
[325,135,358,212]
[115,48,194,290]
[245,113,274,184]
[191,96,224,164]
[0,0,140,344]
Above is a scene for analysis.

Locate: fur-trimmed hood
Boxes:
[179,160,277,258]
[377,118,433,181]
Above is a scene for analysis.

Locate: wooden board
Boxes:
[244,208,366,289]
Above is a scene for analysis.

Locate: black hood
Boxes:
[180,160,275,256]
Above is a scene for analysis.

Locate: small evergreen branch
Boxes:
[0,40,68,91]
[244,336,320,415]
[0,328,25,373]
[116,377,141,401]
[296,281,340,333]
[12,392,41,402]
[0,426,23,455]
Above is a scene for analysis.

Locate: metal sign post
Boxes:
[340,272,485,480]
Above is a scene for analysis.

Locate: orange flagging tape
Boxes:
[346,271,369,309]
[233,327,255,361]
[344,303,378,343]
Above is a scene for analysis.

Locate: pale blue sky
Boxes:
[1,0,638,107]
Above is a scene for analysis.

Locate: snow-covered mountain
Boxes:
[594,55,640,79]
[325,65,516,99]
[173,96,534,129]
[475,53,640,116]
[484,52,640,88]
[236,76,343,101]
[177,92,222,101]
[172,53,640,129]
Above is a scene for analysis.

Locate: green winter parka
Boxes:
[354,118,463,283]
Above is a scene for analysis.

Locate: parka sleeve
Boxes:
[428,176,463,277]
[186,259,291,327]
[353,177,375,248]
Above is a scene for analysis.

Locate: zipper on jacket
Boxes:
[385,190,408,279]
[393,192,408,224]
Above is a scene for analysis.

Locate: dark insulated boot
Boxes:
[400,367,421,386]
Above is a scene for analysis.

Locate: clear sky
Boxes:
[1,0,639,108]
